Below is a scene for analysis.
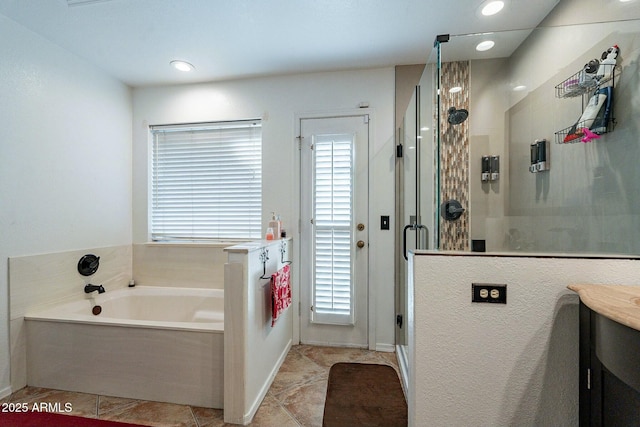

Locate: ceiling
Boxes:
[0,0,560,87]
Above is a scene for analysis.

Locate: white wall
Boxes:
[463,0,640,254]
[0,14,132,396]
[505,17,640,254]
[132,68,397,349]
[224,239,293,424]
[133,244,228,289]
[409,252,640,426]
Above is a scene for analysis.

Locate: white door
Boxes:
[299,115,369,347]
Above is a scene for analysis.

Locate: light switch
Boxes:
[381,215,390,230]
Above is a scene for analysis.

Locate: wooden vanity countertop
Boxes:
[568,284,640,332]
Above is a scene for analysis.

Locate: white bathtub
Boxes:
[24,286,224,408]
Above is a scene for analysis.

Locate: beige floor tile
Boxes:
[278,376,327,427]
[269,346,326,397]
[7,346,402,427]
[99,398,197,427]
[98,395,143,416]
[248,393,300,427]
[190,406,227,427]
[297,345,374,369]
[377,350,399,368]
[8,386,50,402]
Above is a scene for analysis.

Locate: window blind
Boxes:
[312,134,354,324]
[150,120,262,241]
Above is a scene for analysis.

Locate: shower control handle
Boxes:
[441,199,465,221]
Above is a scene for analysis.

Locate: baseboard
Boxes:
[0,385,12,400]
[375,343,395,352]
[396,344,409,398]
[301,340,368,349]
[243,338,292,424]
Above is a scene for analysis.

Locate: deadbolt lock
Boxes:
[357,240,365,248]
[357,223,365,231]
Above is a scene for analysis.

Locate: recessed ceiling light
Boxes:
[481,1,505,16]
[513,85,527,91]
[449,86,462,94]
[476,40,495,51]
[170,60,195,72]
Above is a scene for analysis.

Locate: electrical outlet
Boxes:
[472,283,507,304]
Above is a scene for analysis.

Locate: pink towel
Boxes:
[271,264,291,326]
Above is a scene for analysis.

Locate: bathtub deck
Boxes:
[3,345,399,427]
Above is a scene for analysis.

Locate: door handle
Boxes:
[357,240,365,248]
[403,224,428,260]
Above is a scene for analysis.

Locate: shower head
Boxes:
[447,107,468,125]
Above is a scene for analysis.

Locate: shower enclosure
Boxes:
[395,10,640,384]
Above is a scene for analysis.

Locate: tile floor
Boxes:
[1,345,400,427]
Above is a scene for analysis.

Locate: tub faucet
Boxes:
[84,284,105,294]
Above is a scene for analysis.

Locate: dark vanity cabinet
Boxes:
[579,302,640,425]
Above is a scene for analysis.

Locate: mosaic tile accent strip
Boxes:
[439,61,469,250]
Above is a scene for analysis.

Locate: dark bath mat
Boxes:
[322,362,408,427]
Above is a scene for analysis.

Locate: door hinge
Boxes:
[396,143,403,158]
[587,368,591,390]
[364,115,370,124]
[299,302,301,315]
[310,305,314,312]
[296,135,302,150]
[310,218,314,225]
[396,314,403,328]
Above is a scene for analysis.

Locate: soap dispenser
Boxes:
[268,212,281,240]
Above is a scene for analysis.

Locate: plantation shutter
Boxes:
[150,120,262,241]
[312,133,355,325]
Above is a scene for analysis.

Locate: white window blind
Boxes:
[312,134,354,325]
[150,120,262,241]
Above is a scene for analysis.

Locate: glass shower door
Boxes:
[395,44,441,354]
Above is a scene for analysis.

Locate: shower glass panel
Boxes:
[395,43,440,352]
[442,20,640,255]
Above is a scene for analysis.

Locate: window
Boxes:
[150,120,262,241]
[312,133,354,324]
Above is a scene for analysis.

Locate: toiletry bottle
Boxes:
[276,215,282,238]
[268,212,281,239]
[265,227,274,240]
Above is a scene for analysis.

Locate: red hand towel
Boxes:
[271,264,291,326]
